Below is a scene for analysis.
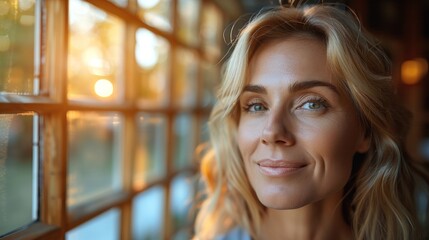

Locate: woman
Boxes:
[194,2,428,240]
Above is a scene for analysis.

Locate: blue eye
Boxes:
[244,103,267,112]
[300,99,329,111]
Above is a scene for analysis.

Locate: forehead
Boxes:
[247,37,333,88]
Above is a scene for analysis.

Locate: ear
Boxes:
[356,134,370,153]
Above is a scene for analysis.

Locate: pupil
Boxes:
[310,102,319,109]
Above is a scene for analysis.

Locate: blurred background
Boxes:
[0,0,428,239]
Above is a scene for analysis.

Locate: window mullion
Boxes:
[40,1,69,240]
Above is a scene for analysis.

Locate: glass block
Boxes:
[173,229,192,240]
[137,0,172,32]
[135,29,170,107]
[0,113,38,237]
[68,0,125,101]
[201,62,219,107]
[108,0,127,8]
[173,114,195,170]
[132,186,164,240]
[66,208,120,240]
[0,0,38,95]
[170,174,195,236]
[67,111,123,207]
[177,0,201,45]
[200,3,222,62]
[199,115,210,144]
[134,114,166,190]
[174,48,198,107]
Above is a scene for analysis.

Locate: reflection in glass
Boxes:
[0,113,38,237]
[68,0,125,101]
[200,3,222,62]
[135,29,170,107]
[66,208,120,240]
[133,186,164,240]
[178,0,201,45]
[137,0,172,32]
[173,114,195,170]
[174,48,198,107]
[170,174,195,238]
[134,114,166,190]
[67,111,122,207]
[0,0,37,94]
[201,62,219,107]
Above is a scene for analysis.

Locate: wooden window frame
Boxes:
[0,0,229,239]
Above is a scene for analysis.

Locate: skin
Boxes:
[237,37,369,239]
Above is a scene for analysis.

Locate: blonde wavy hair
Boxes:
[194,4,426,240]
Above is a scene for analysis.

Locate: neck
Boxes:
[257,192,352,240]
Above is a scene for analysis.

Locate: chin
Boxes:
[257,193,310,210]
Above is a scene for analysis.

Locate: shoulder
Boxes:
[215,227,251,240]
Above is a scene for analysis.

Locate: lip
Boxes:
[256,159,307,177]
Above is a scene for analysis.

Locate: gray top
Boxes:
[215,227,251,240]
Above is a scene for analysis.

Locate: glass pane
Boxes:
[178,0,201,45]
[170,174,195,237]
[134,114,166,190]
[133,186,164,240]
[0,0,37,95]
[174,48,198,107]
[201,4,222,62]
[199,115,210,144]
[0,113,38,237]
[135,29,170,107]
[68,0,125,101]
[201,62,219,107]
[173,114,195,170]
[108,0,127,7]
[137,0,172,32]
[67,111,122,207]
[173,229,191,240]
[66,208,120,240]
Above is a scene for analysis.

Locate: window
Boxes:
[0,0,225,239]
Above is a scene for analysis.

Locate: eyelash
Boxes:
[298,97,330,111]
[242,100,267,113]
[242,97,330,113]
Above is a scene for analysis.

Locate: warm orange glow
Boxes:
[401,58,428,85]
[94,79,113,98]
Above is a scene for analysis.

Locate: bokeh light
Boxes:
[94,79,114,98]
[401,58,428,85]
[137,0,160,9]
[135,29,159,69]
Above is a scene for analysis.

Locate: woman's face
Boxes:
[237,37,369,209]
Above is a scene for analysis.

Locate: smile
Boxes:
[256,159,307,177]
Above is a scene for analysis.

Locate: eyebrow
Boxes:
[289,80,339,94]
[242,80,338,94]
[242,84,267,94]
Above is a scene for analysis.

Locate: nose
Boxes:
[261,111,295,146]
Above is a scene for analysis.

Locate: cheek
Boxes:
[300,116,362,180]
[237,119,262,159]
[302,114,362,155]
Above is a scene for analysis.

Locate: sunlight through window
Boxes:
[94,79,113,98]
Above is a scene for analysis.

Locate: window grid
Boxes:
[0,0,227,239]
